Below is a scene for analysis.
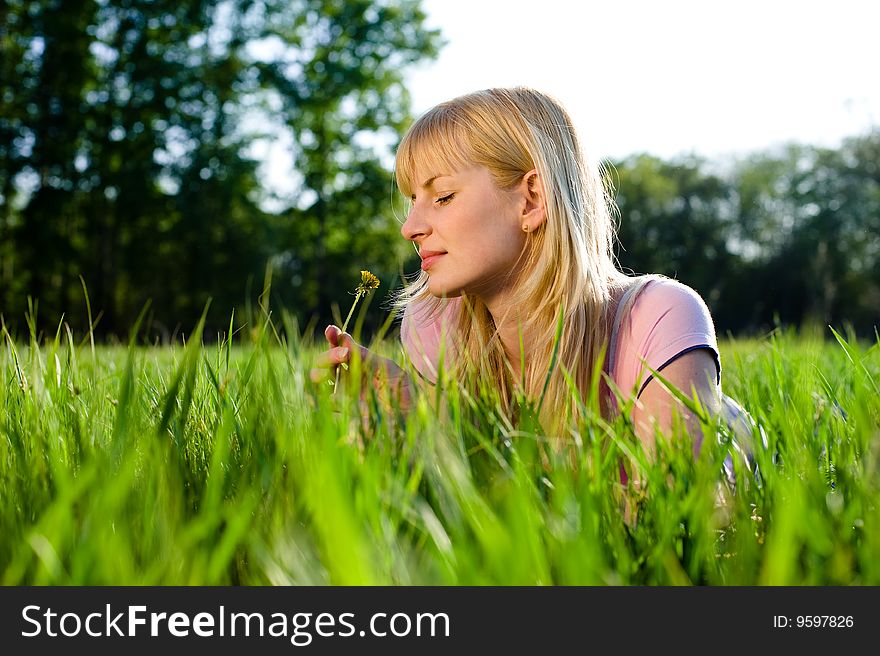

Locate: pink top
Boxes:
[400,278,720,406]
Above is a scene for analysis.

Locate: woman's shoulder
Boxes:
[611,275,719,396]
[628,276,714,328]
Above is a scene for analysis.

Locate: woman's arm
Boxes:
[630,348,720,459]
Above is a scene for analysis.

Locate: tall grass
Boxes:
[1,312,878,585]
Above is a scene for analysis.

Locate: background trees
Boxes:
[610,133,880,337]
[1,1,877,340]
[1,0,440,339]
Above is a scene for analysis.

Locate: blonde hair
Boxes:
[394,87,653,431]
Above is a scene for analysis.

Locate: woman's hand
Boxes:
[310,324,364,385]
[310,325,413,411]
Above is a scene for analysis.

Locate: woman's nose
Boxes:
[401,205,430,242]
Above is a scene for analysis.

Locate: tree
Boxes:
[731,136,880,334]
[612,153,735,309]
[1,0,96,326]
[0,0,441,339]
[252,0,441,328]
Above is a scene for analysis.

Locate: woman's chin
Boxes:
[427,279,462,299]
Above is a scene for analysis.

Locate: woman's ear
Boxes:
[519,169,546,232]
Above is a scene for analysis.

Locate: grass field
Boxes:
[1,313,878,585]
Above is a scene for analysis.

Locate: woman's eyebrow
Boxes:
[420,174,452,188]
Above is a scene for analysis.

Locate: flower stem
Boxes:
[340,291,363,335]
[333,291,363,394]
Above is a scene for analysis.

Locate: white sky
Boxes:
[407,0,880,161]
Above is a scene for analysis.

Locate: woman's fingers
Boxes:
[324,325,358,357]
[324,324,341,347]
[311,326,371,385]
[315,346,350,368]
[337,333,365,359]
[325,326,369,361]
[309,342,350,384]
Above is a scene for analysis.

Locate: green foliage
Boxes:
[2,0,879,343]
[1,322,878,585]
[613,153,734,301]
[611,132,880,337]
[0,0,441,339]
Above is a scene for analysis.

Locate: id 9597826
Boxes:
[773,616,854,629]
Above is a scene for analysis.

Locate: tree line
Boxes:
[1,0,441,340]
[613,137,880,338]
[2,1,878,342]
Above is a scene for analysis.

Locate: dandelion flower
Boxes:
[356,270,381,296]
[333,270,380,393]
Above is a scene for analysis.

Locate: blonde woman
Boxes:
[313,87,750,468]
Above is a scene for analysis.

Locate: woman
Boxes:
[312,87,727,460]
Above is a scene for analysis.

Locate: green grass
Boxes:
[1,316,878,585]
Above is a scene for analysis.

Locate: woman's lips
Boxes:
[420,252,445,271]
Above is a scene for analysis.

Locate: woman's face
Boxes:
[401,164,527,304]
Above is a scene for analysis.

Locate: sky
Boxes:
[406,0,880,162]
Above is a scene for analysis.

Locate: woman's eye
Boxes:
[435,193,454,205]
